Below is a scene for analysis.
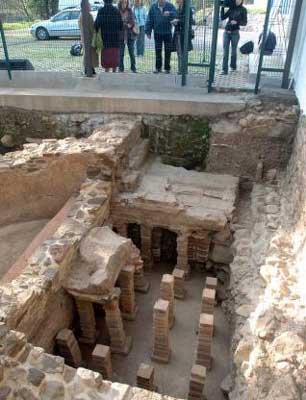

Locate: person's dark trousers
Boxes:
[222,30,240,73]
[154,33,172,72]
[119,39,136,72]
[136,26,145,56]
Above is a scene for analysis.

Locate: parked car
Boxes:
[30,8,98,40]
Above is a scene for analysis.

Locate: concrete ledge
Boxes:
[0,87,246,117]
[0,71,248,116]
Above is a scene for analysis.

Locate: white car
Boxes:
[30,8,99,40]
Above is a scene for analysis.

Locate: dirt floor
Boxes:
[0,219,49,279]
[82,263,230,400]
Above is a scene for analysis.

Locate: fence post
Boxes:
[281,0,303,89]
[0,18,12,80]
[207,0,220,93]
[254,0,273,94]
[181,0,191,87]
[81,0,93,77]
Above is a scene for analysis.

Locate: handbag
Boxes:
[92,29,103,52]
[132,23,140,36]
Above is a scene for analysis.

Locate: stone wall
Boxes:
[227,114,306,400]
[0,120,142,352]
[0,326,180,400]
[0,93,299,181]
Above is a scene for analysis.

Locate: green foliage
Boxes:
[3,21,35,30]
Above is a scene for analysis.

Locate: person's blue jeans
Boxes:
[119,39,136,72]
[136,26,145,56]
[222,30,240,73]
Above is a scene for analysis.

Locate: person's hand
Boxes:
[127,23,132,28]
[230,20,237,25]
[146,34,151,39]
[171,18,179,25]
[163,11,170,16]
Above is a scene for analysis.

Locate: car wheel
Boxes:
[36,27,49,41]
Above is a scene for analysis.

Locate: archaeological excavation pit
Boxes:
[0,92,305,400]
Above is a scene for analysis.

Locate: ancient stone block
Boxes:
[176,233,190,276]
[27,368,45,387]
[136,363,155,391]
[160,274,175,328]
[56,329,82,368]
[92,345,112,380]
[188,364,206,400]
[151,299,171,363]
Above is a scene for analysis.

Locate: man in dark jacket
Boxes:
[221,0,247,75]
[145,0,177,73]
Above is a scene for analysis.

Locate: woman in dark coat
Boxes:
[172,0,194,74]
[95,0,123,72]
[118,0,137,73]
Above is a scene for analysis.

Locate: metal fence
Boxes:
[0,0,303,91]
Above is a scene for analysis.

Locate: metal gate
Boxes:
[181,0,220,91]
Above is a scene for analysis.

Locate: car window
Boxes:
[52,11,70,21]
[69,10,81,20]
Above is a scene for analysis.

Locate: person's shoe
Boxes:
[131,69,137,73]
[221,70,228,75]
[165,70,170,74]
[230,68,237,72]
[119,69,124,73]
[153,69,161,74]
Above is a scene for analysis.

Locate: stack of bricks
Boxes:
[176,233,190,276]
[118,265,138,320]
[205,277,217,291]
[151,299,171,363]
[201,288,216,315]
[195,313,214,370]
[140,225,153,271]
[105,290,132,355]
[92,344,112,380]
[131,244,150,293]
[56,329,82,368]
[160,274,175,328]
[75,299,97,344]
[188,364,206,400]
[172,268,186,299]
[136,363,155,391]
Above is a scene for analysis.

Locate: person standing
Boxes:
[118,0,137,73]
[172,0,194,74]
[79,2,99,75]
[145,0,177,74]
[94,0,123,72]
[133,0,147,57]
[221,0,247,75]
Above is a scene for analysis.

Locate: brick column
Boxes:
[56,329,82,367]
[75,299,97,344]
[131,244,150,293]
[188,364,206,400]
[176,232,190,276]
[201,288,216,315]
[160,274,175,329]
[205,277,217,291]
[92,344,112,380]
[196,313,214,370]
[118,265,138,320]
[140,225,152,270]
[172,268,186,299]
[137,363,155,391]
[151,299,171,363]
[104,291,132,355]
